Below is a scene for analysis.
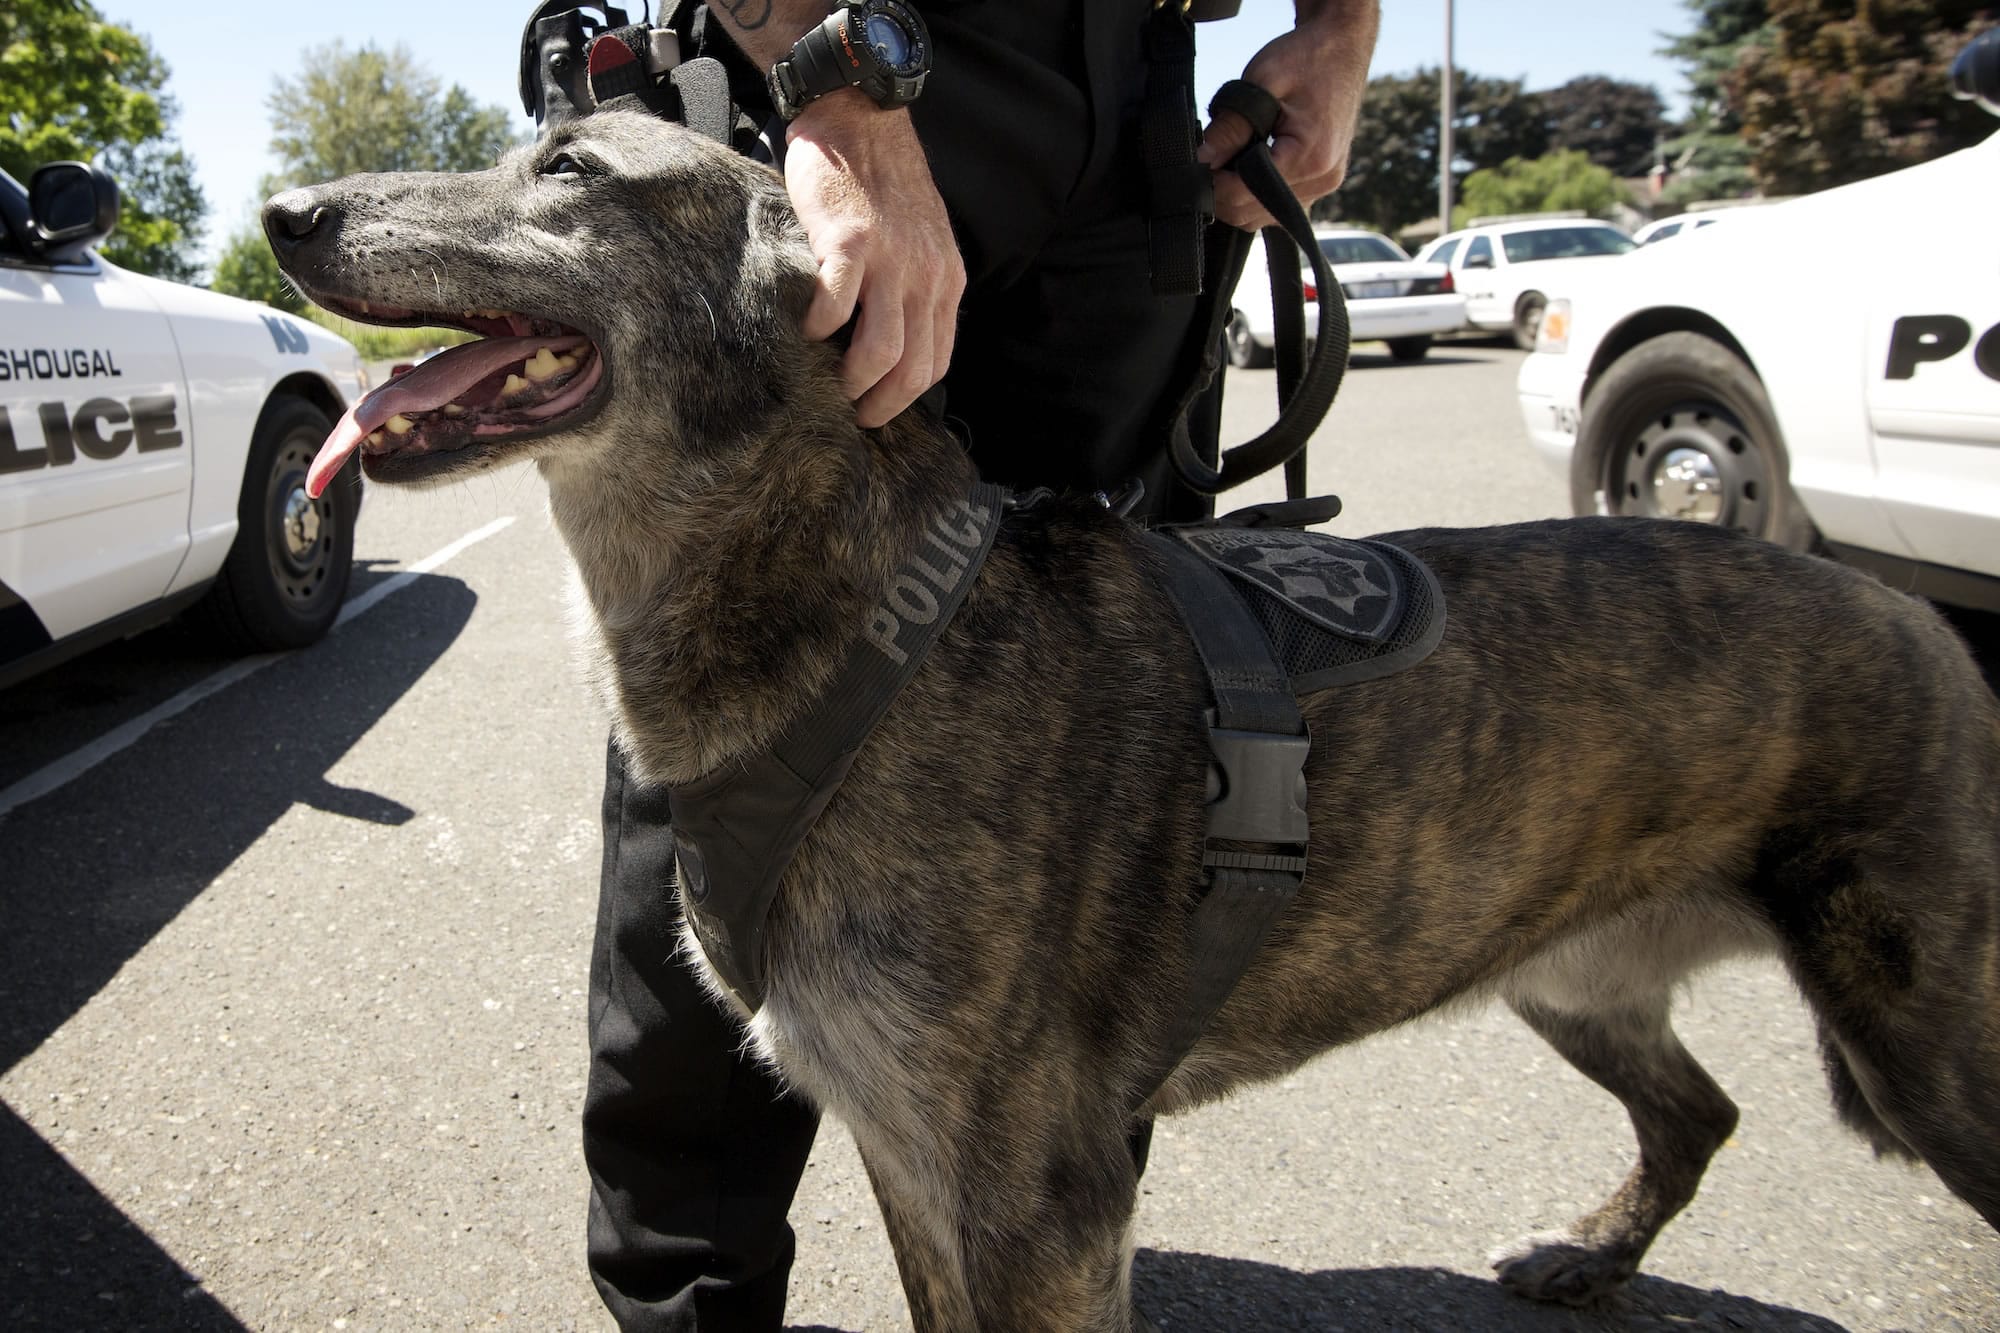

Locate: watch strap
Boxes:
[769,8,860,121]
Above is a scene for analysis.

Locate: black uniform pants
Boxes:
[584,5,1223,1329]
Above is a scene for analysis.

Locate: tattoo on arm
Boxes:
[711,0,828,67]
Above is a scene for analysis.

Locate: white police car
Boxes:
[1417,217,1636,349]
[2,160,366,687]
[1517,114,2000,610]
[1227,227,1466,366]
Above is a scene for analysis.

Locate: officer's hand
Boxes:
[784,97,966,428]
[1197,9,1377,231]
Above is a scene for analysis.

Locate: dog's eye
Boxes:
[542,153,590,180]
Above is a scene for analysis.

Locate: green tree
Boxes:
[265,42,520,191]
[1728,0,1998,195]
[1337,68,1550,234]
[1659,0,1771,203]
[1536,76,1670,176]
[0,0,207,280]
[1454,150,1628,227]
[210,225,304,312]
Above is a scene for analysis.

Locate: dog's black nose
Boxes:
[263,189,330,252]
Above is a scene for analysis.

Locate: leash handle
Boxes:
[1171,79,1351,499]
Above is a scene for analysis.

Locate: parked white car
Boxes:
[1517,127,2000,610]
[1227,227,1466,366]
[1632,205,1766,247]
[1416,217,1636,348]
[1632,215,1720,246]
[1,160,366,687]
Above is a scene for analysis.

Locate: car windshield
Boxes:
[1318,234,1406,265]
[1500,226,1635,262]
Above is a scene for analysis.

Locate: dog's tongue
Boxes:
[307,336,583,496]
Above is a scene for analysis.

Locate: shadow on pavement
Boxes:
[1134,1249,1848,1332]
[1,1102,243,1331]
[0,572,478,1330]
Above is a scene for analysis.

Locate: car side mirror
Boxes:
[1463,253,1493,270]
[1951,27,2000,116]
[28,161,120,251]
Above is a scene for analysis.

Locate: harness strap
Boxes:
[1136,530,1310,1105]
[669,482,1008,1009]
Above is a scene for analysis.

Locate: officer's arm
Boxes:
[709,1,966,428]
[1200,0,1382,230]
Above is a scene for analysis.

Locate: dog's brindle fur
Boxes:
[268,109,2000,1330]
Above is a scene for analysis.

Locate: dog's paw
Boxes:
[1488,1228,1638,1307]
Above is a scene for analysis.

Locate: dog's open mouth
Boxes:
[305,302,607,497]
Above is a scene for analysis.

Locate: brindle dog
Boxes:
[265,108,2000,1332]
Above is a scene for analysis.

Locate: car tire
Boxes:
[1569,331,1818,552]
[1225,310,1273,369]
[1387,335,1433,362]
[1512,293,1547,350]
[196,398,358,652]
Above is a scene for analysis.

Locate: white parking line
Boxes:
[0,515,516,822]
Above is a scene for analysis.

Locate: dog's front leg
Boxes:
[861,1126,1142,1333]
[860,1148,979,1333]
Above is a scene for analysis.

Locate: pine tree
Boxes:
[1658,0,1772,204]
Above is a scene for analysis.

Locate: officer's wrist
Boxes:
[784,88,909,146]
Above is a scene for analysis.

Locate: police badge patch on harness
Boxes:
[1171,525,1445,693]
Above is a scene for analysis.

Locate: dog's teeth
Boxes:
[524,347,563,383]
[502,373,529,397]
[387,415,414,435]
[557,353,579,372]
[442,403,467,417]
[368,431,385,446]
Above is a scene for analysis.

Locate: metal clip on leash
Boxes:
[1171,80,1351,502]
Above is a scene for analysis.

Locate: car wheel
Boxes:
[1225,310,1273,369]
[1570,331,1817,551]
[196,398,358,651]
[1512,294,1547,350]
[1386,335,1433,362]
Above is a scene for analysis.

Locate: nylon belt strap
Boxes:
[669,482,1008,1010]
[1140,3,1211,295]
[1136,529,1311,1105]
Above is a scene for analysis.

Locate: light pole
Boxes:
[1439,0,1456,233]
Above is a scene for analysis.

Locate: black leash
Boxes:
[1171,80,1351,502]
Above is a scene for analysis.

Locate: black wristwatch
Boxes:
[767,0,931,122]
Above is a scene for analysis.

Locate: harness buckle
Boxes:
[1201,724,1310,875]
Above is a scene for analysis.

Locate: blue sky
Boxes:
[127,0,1696,267]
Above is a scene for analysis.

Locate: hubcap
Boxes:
[267,435,338,608]
[1609,403,1772,534]
[283,485,322,559]
[1649,447,1724,523]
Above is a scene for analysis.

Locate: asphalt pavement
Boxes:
[2,342,1995,1332]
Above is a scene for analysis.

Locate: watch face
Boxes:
[864,15,911,69]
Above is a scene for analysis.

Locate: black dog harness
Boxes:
[1132,514,1443,1097]
[667,484,1444,1106]
[668,483,1007,1009]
